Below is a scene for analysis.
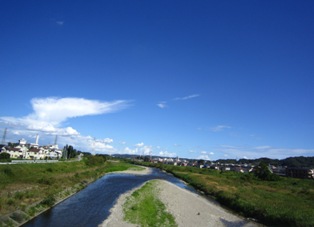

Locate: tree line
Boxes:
[216,156,314,168]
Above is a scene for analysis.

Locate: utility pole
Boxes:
[54,135,58,148]
[1,128,7,145]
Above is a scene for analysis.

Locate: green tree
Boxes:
[143,156,150,162]
[254,161,279,181]
[198,159,205,166]
[0,152,11,162]
[63,145,78,159]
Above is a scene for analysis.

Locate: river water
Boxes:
[23,168,194,227]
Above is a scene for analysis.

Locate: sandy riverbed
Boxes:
[100,167,260,227]
[113,166,153,175]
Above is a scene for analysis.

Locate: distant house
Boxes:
[271,165,286,176]
[26,147,43,160]
[47,149,62,159]
[3,147,26,159]
[231,165,244,173]
[0,138,63,160]
[286,167,314,179]
[164,158,174,165]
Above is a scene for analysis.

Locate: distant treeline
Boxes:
[216,156,314,168]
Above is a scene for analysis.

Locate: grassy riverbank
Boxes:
[135,162,314,226]
[123,180,177,227]
[0,159,136,226]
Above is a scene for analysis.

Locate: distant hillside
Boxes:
[203,156,314,168]
[279,156,314,168]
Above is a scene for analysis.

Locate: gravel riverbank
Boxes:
[101,168,260,227]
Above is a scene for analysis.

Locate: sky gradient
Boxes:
[1,1,314,160]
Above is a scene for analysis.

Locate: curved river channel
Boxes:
[23,168,196,227]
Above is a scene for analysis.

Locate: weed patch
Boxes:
[124,180,177,227]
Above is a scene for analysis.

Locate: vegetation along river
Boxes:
[22,168,194,227]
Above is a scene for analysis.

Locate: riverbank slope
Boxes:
[0,160,141,226]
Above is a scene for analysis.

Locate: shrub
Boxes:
[84,155,106,166]
[41,195,56,207]
[0,152,11,162]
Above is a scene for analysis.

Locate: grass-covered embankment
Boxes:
[123,180,177,227]
[0,159,136,226]
[136,162,314,226]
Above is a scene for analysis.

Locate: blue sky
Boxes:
[1,1,314,160]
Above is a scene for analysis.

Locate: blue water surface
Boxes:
[23,168,194,227]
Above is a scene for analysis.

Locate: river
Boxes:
[23,168,194,227]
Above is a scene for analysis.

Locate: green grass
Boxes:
[123,180,177,227]
[0,159,137,220]
[135,162,314,227]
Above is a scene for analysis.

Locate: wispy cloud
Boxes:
[56,21,64,26]
[173,94,200,101]
[157,102,167,109]
[217,145,314,160]
[50,18,64,26]
[157,94,200,109]
[210,125,231,132]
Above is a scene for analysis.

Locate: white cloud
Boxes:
[92,139,115,153]
[157,94,199,108]
[198,154,211,160]
[198,150,214,160]
[0,97,130,153]
[62,127,79,136]
[210,125,231,132]
[124,147,137,154]
[174,94,200,101]
[56,21,64,26]
[136,142,144,147]
[30,97,129,123]
[123,144,152,156]
[159,150,176,157]
[157,102,167,109]
[0,97,130,134]
[142,145,152,155]
[57,135,115,154]
[254,145,272,150]
[102,138,113,143]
